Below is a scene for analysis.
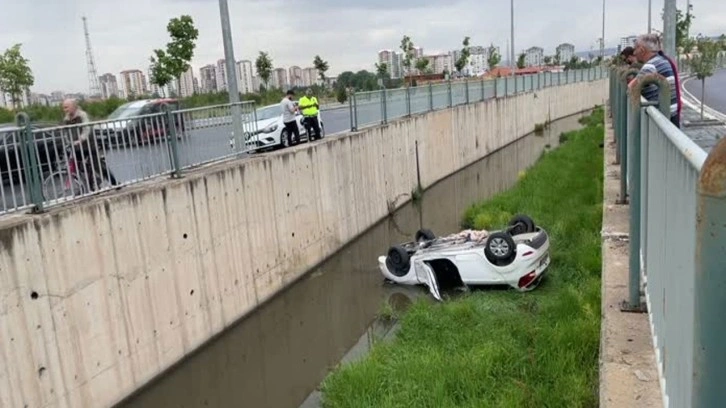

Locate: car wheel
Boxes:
[280,129,290,148]
[484,232,516,264]
[508,214,536,235]
[415,228,435,242]
[385,245,411,277]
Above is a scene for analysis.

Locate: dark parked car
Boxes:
[94,98,186,147]
[0,122,65,185]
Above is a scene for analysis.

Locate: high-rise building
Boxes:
[555,43,576,64]
[271,68,289,89]
[119,69,146,98]
[424,53,454,74]
[98,73,119,99]
[237,60,255,94]
[216,59,228,91]
[199,64,217,93]
[620,36,637,50]
[178,66,196,97]
[378,50,401,78]
[524,46,545,67]
[288,66,303,88]
[302,67,319,87]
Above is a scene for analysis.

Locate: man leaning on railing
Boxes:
[61,98,119,189]
[627,33,681,128]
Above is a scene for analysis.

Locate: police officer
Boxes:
[298,88,321,141]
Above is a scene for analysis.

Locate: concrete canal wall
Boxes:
[0,79,607,408]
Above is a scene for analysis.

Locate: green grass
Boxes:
[319,107,605,408]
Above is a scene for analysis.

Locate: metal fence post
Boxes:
[622,100,644,311]
[164,104,182,178]
[15,113,44,211]
[382,88,388,124]
[504,76,508,96]
[481,78,485,100]
[465,80,470,104]
[353,92,358,130]
[448,79,452,107]
[692,136,726,408]
[428,83,433,111]
[406,86,411,116]
[348,89,355,130]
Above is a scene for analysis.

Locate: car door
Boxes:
[455,250,505,284]
[413,259,442,301]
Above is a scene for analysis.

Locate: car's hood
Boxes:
[254,117,279,129]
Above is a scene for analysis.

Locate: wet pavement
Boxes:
[113,111,591,408]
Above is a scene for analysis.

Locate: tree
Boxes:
[516,53,526,69]
[149,15,199,98]
[487,44,501,71]
[415,58,430,74]
[688,36,720,119]
[455,36,471,74]
[0,44,34,109]
[255,51,273,89]
[544,56,552,66]
[375,62,388,79]
[400,35,415,86]
[675,4,695,53]
[553,50,561,66]
[313,55,329,88]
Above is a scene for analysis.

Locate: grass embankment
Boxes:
[320,107,605,408]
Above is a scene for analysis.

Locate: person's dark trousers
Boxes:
[670,115,681,129]
[304,115,321,140]
[74,144,119,190]
[283,120,300,144]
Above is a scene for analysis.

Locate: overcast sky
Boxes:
[2,0,724,94]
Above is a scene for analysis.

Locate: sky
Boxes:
[1,0,724,94]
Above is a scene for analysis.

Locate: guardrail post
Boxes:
[381,88,388,124]
[163,104,182,178]
[15,113,44,212]
[428,83,433,111]
[693,137,726,408]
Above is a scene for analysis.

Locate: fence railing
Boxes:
[610,66,726,408]
[2,66,608,217]
[349,66,607,130]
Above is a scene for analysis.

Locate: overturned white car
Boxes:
[378,215,551,300]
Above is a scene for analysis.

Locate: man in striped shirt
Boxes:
[628,33,680,128]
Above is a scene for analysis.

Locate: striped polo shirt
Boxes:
[637,53,678,120]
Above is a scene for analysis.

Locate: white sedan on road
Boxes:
[378,214,551,300]
[230,103,325,152]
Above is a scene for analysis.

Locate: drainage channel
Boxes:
[115,110,591,408]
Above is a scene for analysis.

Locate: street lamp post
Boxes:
[601,0,605,61]
[648,0,652,33]
[663,0,677,58]
[218,0,244,151]
[510,0,515,78]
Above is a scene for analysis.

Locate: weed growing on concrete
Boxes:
[320,107,605,408]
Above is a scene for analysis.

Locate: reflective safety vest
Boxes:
[298,96,319,116]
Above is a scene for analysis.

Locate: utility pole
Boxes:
[663,0,677,58]
[510,0,515,78]
[601,0,605,61]
[218,0,244,151]
[647,0,652,33]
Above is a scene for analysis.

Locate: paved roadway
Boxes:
[683,69,726,114]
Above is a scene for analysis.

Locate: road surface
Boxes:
[684,69,726,114]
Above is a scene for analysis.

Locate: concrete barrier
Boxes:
[0,79,607,408]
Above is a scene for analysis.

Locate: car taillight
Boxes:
[518,271,537,288]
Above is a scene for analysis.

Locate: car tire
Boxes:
[415,228,435,242]
[484,232,516,265]
[508,214,536,235]
[385,245,411,277]
[280,129,290,148]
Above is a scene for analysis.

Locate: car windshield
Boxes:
[107,103,144,120]
[255,105,281,121]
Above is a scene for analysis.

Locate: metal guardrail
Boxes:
[610,66,726,408]
[2,66,607,216]
[349,66,607,129]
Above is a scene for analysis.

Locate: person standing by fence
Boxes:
[298,88,321,141]
[280,90,300,145]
